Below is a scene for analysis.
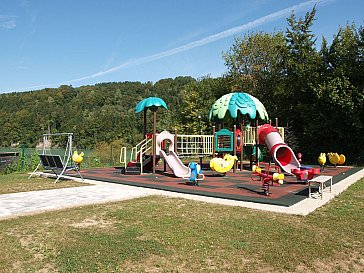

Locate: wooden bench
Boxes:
[38,154,83,183]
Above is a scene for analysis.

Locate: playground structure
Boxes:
[29,133,83,183]
[119,94,287,177]
[118,92,321,185]
[119,123,285,176]
[208,92,288,173]
[120,130,213,175]
[24,92,354,203]
[119,130,214,175]
[156,130,190,178]
[257,124,323,181]
[118,93,293,177]
[22,92,356,203]
[212,124,285,170]
[258,124,300,174]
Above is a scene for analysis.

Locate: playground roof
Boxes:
[208,92,269,122]
[135,97,168,113]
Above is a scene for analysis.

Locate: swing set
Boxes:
[28,133,83,183]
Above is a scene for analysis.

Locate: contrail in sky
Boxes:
[23,0,334,90]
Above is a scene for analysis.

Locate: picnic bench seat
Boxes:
[38,154,83,183]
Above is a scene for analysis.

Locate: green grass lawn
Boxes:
[0,174,363,272]
[0,173,89,194]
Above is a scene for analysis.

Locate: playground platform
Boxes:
[76,165,362,207]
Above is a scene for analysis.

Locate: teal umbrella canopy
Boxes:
[208,92,269,122]
[135,97,168,113]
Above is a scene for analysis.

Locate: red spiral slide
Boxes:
[258,124,301,174]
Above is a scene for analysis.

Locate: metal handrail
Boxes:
[119,147,127,168]
[125,138,153,174]
[130,146,137,163]
[138,138,152,173]
[130,138,148,162]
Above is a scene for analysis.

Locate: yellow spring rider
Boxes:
[72,151,84,168]
[210,154,238,174]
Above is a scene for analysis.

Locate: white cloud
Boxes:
[17,0,335,91]
[67,0,334,84]
[0,15,16,30]
[1,20,16,29]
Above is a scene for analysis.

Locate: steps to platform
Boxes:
[117,163,142,175]
[125,166,141,175]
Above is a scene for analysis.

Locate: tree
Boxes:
[283,7,320,129]
[326,24,364,88]
[312,24,364,162]
[223,31,286,117]
[180,76,230,134]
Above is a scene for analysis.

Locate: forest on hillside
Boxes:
[0,8,363,163]
[0,77,196,148]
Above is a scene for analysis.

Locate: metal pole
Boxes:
[68,134,73,166]
[255,119,259,165]
[143,109,147,138]
[152,111,157,174]
[174,128,177,153]
[21,144,25,171]
[233,124,237,173]
[212,126,216,157]
[110,145,113,167]
[240,122,244,171]
[198,113,202,166]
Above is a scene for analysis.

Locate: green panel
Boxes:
[215,129,233,152]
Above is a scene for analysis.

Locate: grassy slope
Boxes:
[0,177,362,272]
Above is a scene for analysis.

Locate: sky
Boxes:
[0,0,363,93]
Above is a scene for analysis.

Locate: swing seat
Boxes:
[39,154,83,183]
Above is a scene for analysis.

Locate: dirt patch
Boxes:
[35,263,59,273]
[292,251,364,273]
[69,217,114,229]
[19,234,34,248]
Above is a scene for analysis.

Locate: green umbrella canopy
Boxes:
[208,92,269,122]
[135,97,168,113]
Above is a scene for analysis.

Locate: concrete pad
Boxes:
[0,182,151,220]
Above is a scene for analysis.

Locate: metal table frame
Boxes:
[308,175,333,199]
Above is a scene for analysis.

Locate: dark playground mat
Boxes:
[72,165,362,207]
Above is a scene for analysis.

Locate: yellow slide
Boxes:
[210,154,237,173]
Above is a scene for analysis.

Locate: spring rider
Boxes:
[251,164,284,196]
[186,162,205,186]
[72,150,84,170]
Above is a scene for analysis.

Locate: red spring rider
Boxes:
[251,165,284,196]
